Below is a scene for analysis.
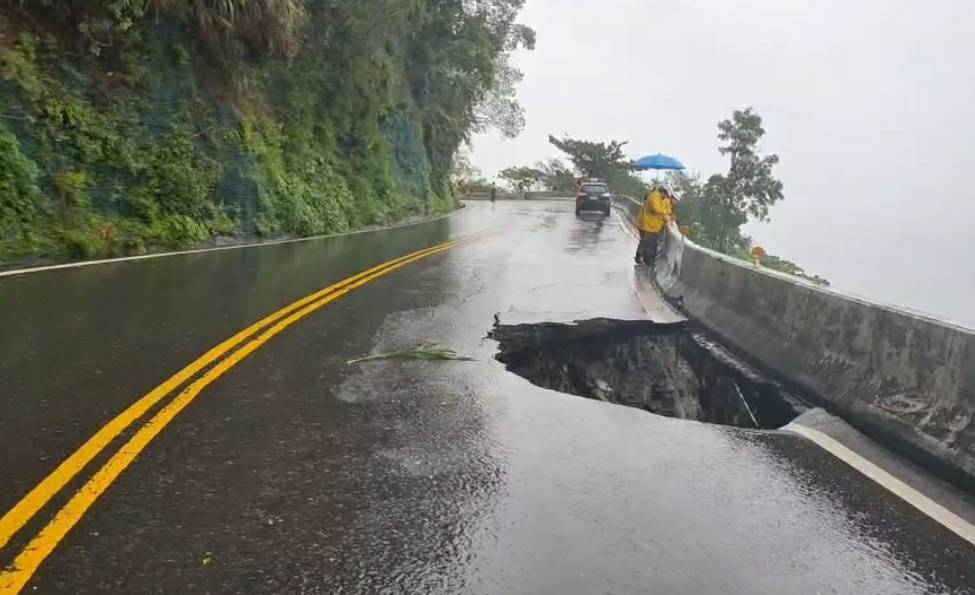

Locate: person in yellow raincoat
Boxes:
[634,185,675,264]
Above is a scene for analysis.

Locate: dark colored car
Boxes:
[575,179,612,217]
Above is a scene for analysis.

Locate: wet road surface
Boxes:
[1,201,973,593]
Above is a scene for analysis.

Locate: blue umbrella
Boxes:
[632,154,685,171]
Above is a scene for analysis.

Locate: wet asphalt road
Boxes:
[0,200,973,593]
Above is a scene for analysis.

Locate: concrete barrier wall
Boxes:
[613,195,640,227]
[616,198,975,487]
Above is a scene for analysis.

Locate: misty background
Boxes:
[470,0,975,328]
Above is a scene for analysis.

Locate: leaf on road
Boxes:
[347,346,475,364]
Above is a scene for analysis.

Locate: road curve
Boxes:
[0,201,973,593]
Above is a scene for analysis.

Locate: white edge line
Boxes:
[615,207,685,324]
[615,199,975,544]
[786,423,975,547]
[0,207,464,279]
[612,207,639,240]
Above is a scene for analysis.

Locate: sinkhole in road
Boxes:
[490,318,806,429]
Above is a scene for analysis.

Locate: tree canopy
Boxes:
[547,135,632,178]
[674,108,784,252]
[668,108,824,284]
[499,166,545,194]
[534,159,576,192]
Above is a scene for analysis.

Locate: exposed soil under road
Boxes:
[491,318,808,430]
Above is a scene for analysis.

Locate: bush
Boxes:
[0,124,42,237]
[150,214,212,248]
[1,34,44,100]
[134,134,220,218]
[59,228,105,259]
[52,171,90,208]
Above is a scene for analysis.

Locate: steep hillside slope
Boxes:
[0,1,530,263]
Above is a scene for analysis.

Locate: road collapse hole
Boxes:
[490,319,806,429]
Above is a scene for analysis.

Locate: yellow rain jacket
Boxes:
[636,189,673,234]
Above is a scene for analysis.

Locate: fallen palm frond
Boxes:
[347,345,475,364]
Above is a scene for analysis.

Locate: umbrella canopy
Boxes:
[632,154,685,171]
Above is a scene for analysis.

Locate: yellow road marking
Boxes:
[1,231,494,592]
[0,231,491,559]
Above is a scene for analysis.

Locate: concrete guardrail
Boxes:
[615,198,975,490]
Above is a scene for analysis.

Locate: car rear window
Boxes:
[581,184,608,194]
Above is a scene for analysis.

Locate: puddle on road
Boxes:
[490,318,807,430]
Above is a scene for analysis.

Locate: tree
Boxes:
[762,254,830,287]
[450,147,482,184]
[153,0,308,58]
[547,135,631,178]
[669,108,825,283]
[474,23,536,138]
[669,171,750,252]
[499,166,545,194]
[605,169,649,200]
[534,158,575,192]
[715,108,784,222]
[464,177,494,193]
[544,135,649,197]
[674,108,784,252]
[20,0,309,58]
[407,0,535,187]
[475,61,527,138]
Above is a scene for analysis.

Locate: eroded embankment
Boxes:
[491,319,807,429]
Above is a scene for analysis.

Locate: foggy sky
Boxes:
[470,0,975,328]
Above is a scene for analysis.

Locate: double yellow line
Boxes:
[0,229,498,592]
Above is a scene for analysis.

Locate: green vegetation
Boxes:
[534,159,575,192]
[547,135,629,178]
[495,158,577,196]
[758,253,830,286]
[498,165,544,195]
[495,110,827,286]
[669,109,828,286]
[671,109,783,253]
[547,134,648,198]
[0,1,532,263]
